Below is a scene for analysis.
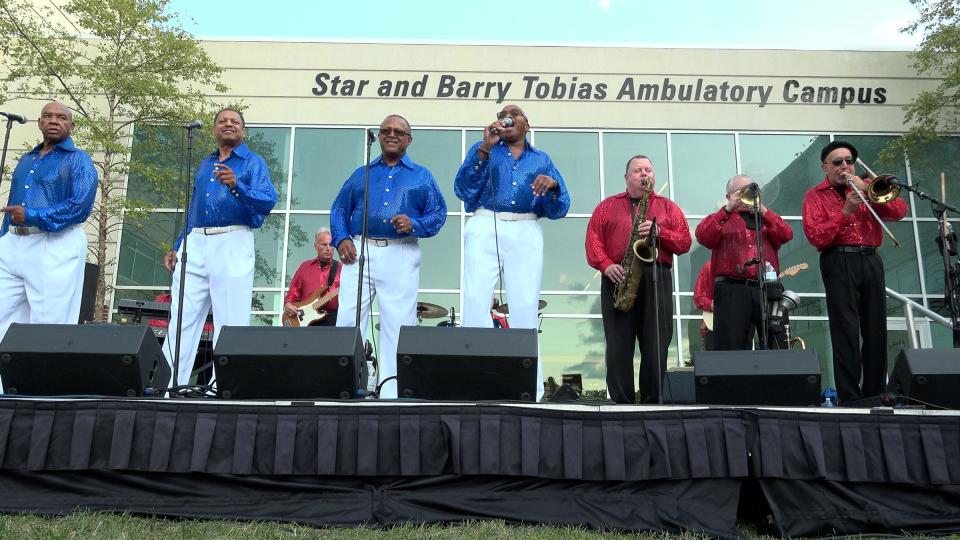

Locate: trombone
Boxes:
[842,158,901,248]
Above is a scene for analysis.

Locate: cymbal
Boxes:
[416,302,448,319]
[494,299,548,314]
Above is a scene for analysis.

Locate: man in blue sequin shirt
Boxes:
[161,108,277,386]
[455,105,571,400]
[331,114,446,399]
[0,102,97,357]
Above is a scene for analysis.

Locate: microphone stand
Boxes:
[172,124,200,388]
[354,128,376,327]
[649,218,664,405]
[0,116,18,197]
[896,178,960,347]
[750,200,770,350]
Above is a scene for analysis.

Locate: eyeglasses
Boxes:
[379,128,410,137]
[496,110,525,121]
[827,157,855,166]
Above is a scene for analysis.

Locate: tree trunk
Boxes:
[94,152,112,321]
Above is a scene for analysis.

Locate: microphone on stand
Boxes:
[181,120,203,130]
[0,112,27,124]
[489,115,514,134]
[367,128,376,144]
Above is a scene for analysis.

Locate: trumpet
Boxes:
[738,182,761,207]
[842,158,901,248]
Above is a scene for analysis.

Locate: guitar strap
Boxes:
[326,260,339,287]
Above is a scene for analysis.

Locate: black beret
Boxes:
[820,141,858,163]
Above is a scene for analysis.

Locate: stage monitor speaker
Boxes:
[214,326,364,400]
[694,349,821,406]
[397,326,538,401]
[662,368,696,404]
[0,323,170,397]
[78,262,99,323]
[887,348,960,409]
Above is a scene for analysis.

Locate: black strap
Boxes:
[326,260,339,287]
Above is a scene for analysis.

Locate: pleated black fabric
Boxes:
[0,400,752,481]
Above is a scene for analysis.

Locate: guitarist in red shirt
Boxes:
[283,227,341,326]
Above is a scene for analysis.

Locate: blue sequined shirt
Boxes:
[454,139,570,219]
[330,153,447,248]
[175,142,277,250]
[1,137,97,236]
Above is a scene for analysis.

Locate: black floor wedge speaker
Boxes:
[693,349,822,406]
[887,348,960,409]
[214,326,364,400]
[0,323,170,397]
[397,326,539,401]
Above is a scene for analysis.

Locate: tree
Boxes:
[880,0,960,166]
[0,0,227,319]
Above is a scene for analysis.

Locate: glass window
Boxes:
[541,217,600,292]
[418,217,461,290]
[409,129,462,210]
[917,220,960,296]
[602,133,669,199]
[739,134,828,217]
[671,133,736,217]
[677,219,704,293]
[285,214,330,286]
[116,212,181,287]
[881,221,921,294]
[534,132,601,215]
[246,127,291,207]
[253,214,285,288]
[253,291,281,313]
[775,219,825,294]
[127,125,189,209]
[291,128,365,211]
[540,294,601,316]
[900,137,960,219]
[539,317,606,391]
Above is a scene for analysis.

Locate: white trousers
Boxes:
[462,215,544,399]
[336,240,421,399]
[0,225,87,392]
[164,228,254,386]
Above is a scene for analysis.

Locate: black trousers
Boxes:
[712,280,787,350]
[601,265,673,404]
[821,250,887,403]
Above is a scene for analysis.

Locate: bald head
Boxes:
[38,101,74,146]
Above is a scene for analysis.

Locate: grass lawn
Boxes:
[0,513,725,539]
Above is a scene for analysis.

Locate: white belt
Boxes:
[194,225,249,235]
[474,208,537,221]
[10,226,44,236]
[353,235,417,247]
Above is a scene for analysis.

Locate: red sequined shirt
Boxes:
[802,177,908,251]
[693,260,714,312]
[695,208,793,280]
[585,191,691,271]
[285,258,341,310]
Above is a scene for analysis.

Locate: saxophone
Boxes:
[613,189,656,311]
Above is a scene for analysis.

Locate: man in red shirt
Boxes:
[284,227,341,326]
[695,175,793,350]
[693,261,715,351]
[586,155,692,404]
[802,141,907,403]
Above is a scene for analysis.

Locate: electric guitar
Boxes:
[702,263,808,331]
[281,285,340,327]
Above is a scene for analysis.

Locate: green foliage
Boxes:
[880,0,960,167]
[0,0,228,317]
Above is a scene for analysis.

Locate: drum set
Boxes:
[375,299,549,329]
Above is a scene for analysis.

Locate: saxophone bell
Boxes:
[632,217,658,263]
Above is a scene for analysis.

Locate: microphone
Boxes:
[0,112,27,124]
[180,120,202,129]
[489,115,514,134]
[646,217,658,246]
[366,128,376,144]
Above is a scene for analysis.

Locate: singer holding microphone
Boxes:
[455,105,570,401]
[802,141,907,404]
[585,155,690,404]
[0,102,97,356]
[161,108,277,387]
